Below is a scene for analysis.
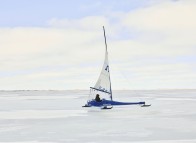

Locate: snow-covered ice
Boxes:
[0,90,196,143]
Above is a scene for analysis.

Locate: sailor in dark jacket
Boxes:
[95,94,102,102]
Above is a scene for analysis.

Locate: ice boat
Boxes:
[83,26,150,109]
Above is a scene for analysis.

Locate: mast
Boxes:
[103,26,108,52]
[103,26,113,100]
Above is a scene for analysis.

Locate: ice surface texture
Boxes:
[0,90,196,143]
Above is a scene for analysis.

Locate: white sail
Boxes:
[90,50,112,100]
[90,26,112,101]
[94,50,111,92]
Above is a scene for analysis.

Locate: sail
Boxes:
[90,26,112,101]
[94,51,111,92]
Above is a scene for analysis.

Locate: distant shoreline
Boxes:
[0,89,196,91]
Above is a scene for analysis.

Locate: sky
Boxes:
[0,0,196,90]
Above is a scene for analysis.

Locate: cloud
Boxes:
[123,1,196,30]
[0,27,104,70]
[121,0,196,51]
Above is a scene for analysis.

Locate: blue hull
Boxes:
[85,99,145,107]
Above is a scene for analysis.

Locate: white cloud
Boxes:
[123,1,196,31]
[0,27,103,70]
[122,0,196,51]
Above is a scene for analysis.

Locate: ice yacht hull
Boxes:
[83,99,145,107]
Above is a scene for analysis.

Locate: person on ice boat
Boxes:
[95,94,102,102]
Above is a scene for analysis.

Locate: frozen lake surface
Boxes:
[0,90,196,143]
